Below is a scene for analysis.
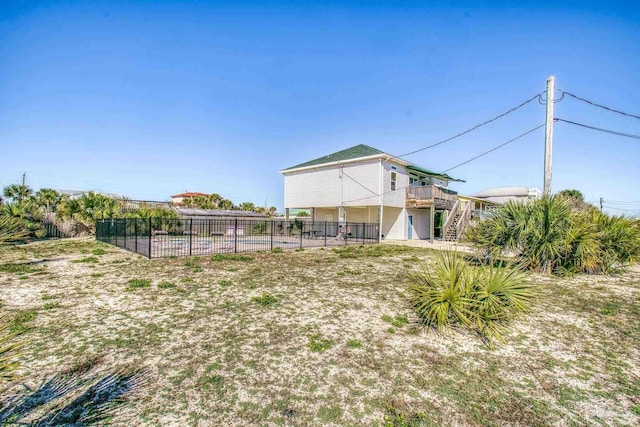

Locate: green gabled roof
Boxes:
[407,165,465,183]
[281,144,464,182]
[282,144,384,171]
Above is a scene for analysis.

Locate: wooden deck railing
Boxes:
[406,185,457,209]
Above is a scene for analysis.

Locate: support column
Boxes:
[430,206,435,243]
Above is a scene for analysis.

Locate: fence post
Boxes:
[270,221,274,251]
[134,218,138,254]
[234,218,238,253]
[123,218,127,249]
[324,221,327,247]
[362,222,365,244]
[300,221,303,249]
[189,218,193,257]
[148,217,152,258]
[344,223,348,246]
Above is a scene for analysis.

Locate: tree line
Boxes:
[0,185,279,243]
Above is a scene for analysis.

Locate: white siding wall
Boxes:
[284,160,381,208]
[382,207,405,239]
[407,208,431,240]
[381,161,409,208]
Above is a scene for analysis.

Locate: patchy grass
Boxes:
[126,278,152,291]
[251,293,279,307]
[71,256,99,264]
[157,281,176,289]
[210,254,253,262]
[0,238,638,426]
[0,262,43,274]
[308,334,333,353]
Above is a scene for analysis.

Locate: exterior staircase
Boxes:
[442,201,473,242]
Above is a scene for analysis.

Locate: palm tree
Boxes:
[239,202,256,212]
[218,199,235,210]
[3,184,32,203]
[58,192,123,228]
[33,188,63,213]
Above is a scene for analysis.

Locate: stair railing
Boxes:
[455,202,473,241]
[441,199,460,240]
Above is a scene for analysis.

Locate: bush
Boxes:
[408,251,534,347]
[465,196,640,275]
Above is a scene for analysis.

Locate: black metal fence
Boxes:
[96,218,380,258]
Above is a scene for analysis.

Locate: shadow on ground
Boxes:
[0,366,147,425]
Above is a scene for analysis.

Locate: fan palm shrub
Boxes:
[0,214,30,245]
[465,195,640,275]
[409,251,534,346]
[0,316,24,381]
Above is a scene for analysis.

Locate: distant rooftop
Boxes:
[171,191,209,198]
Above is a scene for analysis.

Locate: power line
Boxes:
[603,200,640,205]
[555,118,640,140]
[441,124,546,173]
[341,124,546,204]
[559,90,640,121]
[341,170,379,196]
[397,92,544,157]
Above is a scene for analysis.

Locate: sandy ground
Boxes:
[0,238,638,426]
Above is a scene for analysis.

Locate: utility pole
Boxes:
[22,172,26,186]
[544,75,555,196]
[600,197,603,212]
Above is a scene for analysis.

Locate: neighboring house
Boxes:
[171,191,209,205]
[474,186,542,205]
[280,144,466,242]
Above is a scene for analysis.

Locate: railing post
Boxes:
[148,217,152,258]
[234,218,238,253]
[324,221,327,247]
[189,218,193,256]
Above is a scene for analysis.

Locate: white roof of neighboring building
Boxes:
[474,186,538,198]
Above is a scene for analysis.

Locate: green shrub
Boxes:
[91,248,108,256]
[409,251,534,347]
[271,247,283,253]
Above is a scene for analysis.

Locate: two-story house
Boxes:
[280,144,464,242]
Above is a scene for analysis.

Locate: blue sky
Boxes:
[1,1,639,214]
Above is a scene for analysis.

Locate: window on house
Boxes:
[391,172,397,191]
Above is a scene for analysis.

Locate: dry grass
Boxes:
[0,237,638,426]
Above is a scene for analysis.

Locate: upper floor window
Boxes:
[391,172,397,191]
